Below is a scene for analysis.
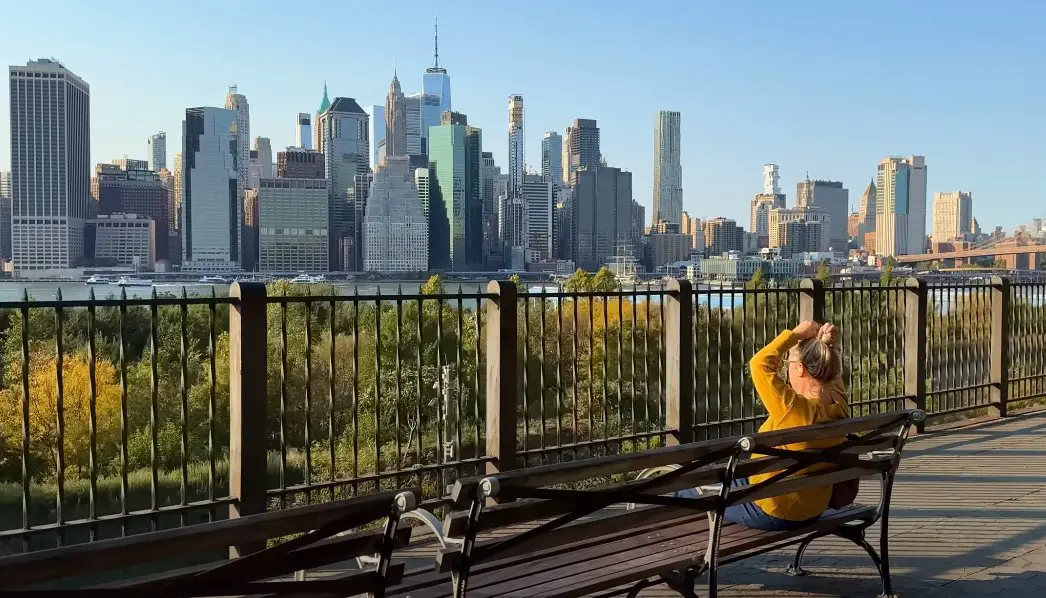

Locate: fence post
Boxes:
[665,279,695,446]
[799,278,826,324]
[228,282,268,558]
[486,280,518,474]
[990,276,1010,418]
[903,277,927,432]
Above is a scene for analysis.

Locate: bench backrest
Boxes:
[0,488,420,589]
[438,410,922,572]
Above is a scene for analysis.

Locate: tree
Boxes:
[421,274,443,295]
[509,273,522,289]
[992,258,1007,270]
[880,257,897,286]
[592,266,617,292]
[746,266,767,290]
[816,260,831,286]
[564,269,592,293]
[0,346,123,478]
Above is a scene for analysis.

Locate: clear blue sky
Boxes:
[1,0,1042,230]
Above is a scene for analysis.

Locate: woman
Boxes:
[724,320,851,531]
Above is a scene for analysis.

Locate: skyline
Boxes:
[1,1,1043,231]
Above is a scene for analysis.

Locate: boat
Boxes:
[85,275,113,285]
[113,276,152,287]
[310,274,327,283]
[199,275,229,284]
[289,274,315,284]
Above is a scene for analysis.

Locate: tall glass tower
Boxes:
[422,17,452,141]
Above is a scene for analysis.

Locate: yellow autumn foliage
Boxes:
[0,347,123,478]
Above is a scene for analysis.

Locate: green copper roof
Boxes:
[317,82,331,114]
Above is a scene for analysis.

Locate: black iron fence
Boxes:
[2,276,1045,553]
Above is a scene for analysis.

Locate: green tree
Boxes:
[564,269,592,293]
[509,273,522,289]
[592,266,617,292]
[816,260,831,286]
[746,266,767,289]
[880,257,897,286]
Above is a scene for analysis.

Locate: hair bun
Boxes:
[818,327,839,347]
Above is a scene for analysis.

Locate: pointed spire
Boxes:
[317,81,331,114]
[433,16,440,68]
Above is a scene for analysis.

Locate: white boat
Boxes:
[199,275,229,284]
[310,274,327,283]
[113,276,152,287]
[85,275,113,285]
[289,274,315,284]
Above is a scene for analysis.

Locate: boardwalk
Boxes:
[636,409,1046,597]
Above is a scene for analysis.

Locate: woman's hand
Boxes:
[791,320,821,341]
[817,323,838,344]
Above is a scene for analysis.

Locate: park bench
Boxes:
[0,487,420,597]
[390,409,923,598]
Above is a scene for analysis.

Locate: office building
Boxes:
[508,95,525,194]
[92,162,170,260]
[875,156,927,256]
[385,73,408,159]
[776,219,824,257]
[0,170,11,200]
[253,136,273,179]
[797,177,848,250]
[224,87,250,257]
[316,96,370,270]
[429,111,482,269]
[852,179,877,246]
[368,105,386,169]
[181,106,239,270]
[148,132,167,171]
[90,213,155,269]
[541,132,563,186]
[415,166,448,269]
[522,174,553,262]
[242,189,259,271]
[480,153,501,267]
[564,119,600,185]
[652,110,682,225]
[768,206,831,252]
[702,218,743,256]
[8,59,91,273]
[0,171,9,260]
[932,191,974,243]
[647,232,692,270]
[363,156,428,272]
[750,193,786,248]
[422,17,452,138]
[295,113,312,149]
[172,153,183,231]
[156,166,176,260]
[257,178,329,272]
[277,148,324,179]
[111,158,148,171]
[681,210,704,250]
[313,83,331,151]
[404,93,424,156]
[763,164,782,195]
[572,166,632,271]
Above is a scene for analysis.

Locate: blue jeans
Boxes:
[675,477,819,532]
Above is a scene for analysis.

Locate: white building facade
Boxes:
[932,191,973,243]
[91,213,155,269]
[9,59,91,275]
[875,155,927,257]
[295,113,312,150]
[363,156,428,272]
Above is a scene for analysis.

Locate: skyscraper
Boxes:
[422,17,452,134]
[172,153,183,231]
[295,113,312,149]
[277,148,325,179]
[480,152,501,267]
[652,110,682,225]
[932,191,974,243]
[572,166,632,270]
[565,119,600,185]
[92,162,170,260]
[404,93,424,156]
[875,156,927,257]
[257,178,330,272]
[368,105,386,169]
[429,111,482,270]
[796,177,849,250]
[384,73,408,159]
[0,171,11,200]
[224,86,250,258]
[9,59,91,273]
[316,96,370,270]
[248,137,273,189]
[508,95,525,194]
[313,83,331,151]
[763,164,782,195]
[541,131,563,186]
[363,156,429,272]
[523,174,554,262]
[181,106,239,270]
[148,132,167,171]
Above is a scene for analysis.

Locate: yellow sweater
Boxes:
[747,330,850,521]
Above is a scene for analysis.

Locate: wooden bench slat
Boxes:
[0,488,417,587]
[451,410,910,506]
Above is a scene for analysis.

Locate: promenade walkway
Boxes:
[641,409,1046,597]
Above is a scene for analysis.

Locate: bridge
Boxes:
[895,234,1046,267]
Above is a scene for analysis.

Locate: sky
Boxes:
[1,0,1043,231]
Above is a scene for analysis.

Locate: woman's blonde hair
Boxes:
[792,327,842,382]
